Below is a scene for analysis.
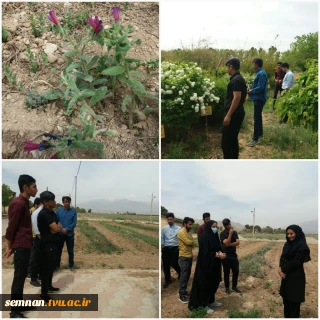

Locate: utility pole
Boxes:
[75,176,77,209]
[251,208,255,239]
[150,193,156,222]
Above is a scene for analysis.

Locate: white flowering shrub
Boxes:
[161,62,220,130]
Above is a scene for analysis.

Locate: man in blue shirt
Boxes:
[247,58,268,147]
[56,196,77,272]
[161,212,181,288]
[281,63,294,91]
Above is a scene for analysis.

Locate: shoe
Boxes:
[69,266,75,272]
[10,312,28,318]
[258,135,263,140]
[204,306,214,314]
[40,294,52,303]
[232,287,242,294]
[178,291,191,296]
[163,281,171,289]
[225,288,231,295]
[209,300,222,307]
[27,274,31,279]
[19,306,36,312]
[30,279,41,287]
[48,286,60,292]
[247,139,258,147]
[179,295,189,303]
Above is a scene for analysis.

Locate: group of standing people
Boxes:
[161,212,241,314]
[161,213,311,318]
[3,174,77,318]
[221,57,295,159]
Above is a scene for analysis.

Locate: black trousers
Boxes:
[28,237,42,280]
[179,256,192,295]
[162,246,181,282]
[41,242,58,295]
[222,257,239,288]
[283,299,301,318]
[221,112,245,159]
[11,248,31,311]
[273,86,283,107]
[209,283,220,304]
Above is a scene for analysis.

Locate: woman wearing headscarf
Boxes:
[279,225,311,318]
[188,220,226,314]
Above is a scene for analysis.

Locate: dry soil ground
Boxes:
[2,2,159,159]
[161,219,318,318]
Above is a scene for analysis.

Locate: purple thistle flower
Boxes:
[48,9,59,26]
[24,140,40,153]
[112,8,121,22]
[87,16,103,34]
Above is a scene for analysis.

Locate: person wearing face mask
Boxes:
[220,218,241,295]
[177,217,195,303]
[188,220,226,314]
[279,225,311,318]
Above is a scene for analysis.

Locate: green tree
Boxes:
[282,32,318,70]
[88,209,92,213]
[2,184,15,214]
[161,206,168,216]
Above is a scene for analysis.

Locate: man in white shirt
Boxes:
[28,201,43,287]
[281,63,294,91]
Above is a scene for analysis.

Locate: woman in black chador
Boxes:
[188,220,226,314]
[279,225,311,318]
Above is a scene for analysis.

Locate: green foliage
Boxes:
[24,47,39,73]
[122,222,159,232]
[25,90,47,109]
[78,221,123,254]
[264,280,272,289]
[277,59,318,131]
[4,65,23,91]
[2,184,15,213]
[281,32,318,71]
[64,9,90,32]
[30,13,46,37]
[189,307,207,318]
[228,307,263,318]
[161,61,220,131]
[2,26,8,42]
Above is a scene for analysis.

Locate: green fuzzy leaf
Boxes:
[86,56,99,70]
[117,35,127,43]
[42,89,62,100]
[101,66,126,76]
[128,79,145,92]
[129,71,145,79]
[95,129,117,136]
[89,86,108,106]
[79,90,96,99]
[124,58,140,63]
[93,78,109,85]
[135,39,142,45]
[81,55,90,62]
[117,74,128,84]
[64,50,77,58]
[115,40,131,54]
[66,62,82,72]
[121,95,132,112]
[74,71,93,82]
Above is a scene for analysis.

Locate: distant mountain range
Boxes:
[296,219,318,234]
[78,198,160,215]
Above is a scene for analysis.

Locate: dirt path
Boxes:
[2,2,159,159]
[161,242,318,318]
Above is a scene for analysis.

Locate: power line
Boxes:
[76,162,82,176]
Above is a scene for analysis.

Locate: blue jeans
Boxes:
[57,234,74,268]
[253,100,266,141]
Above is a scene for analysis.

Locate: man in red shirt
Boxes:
[4,175,38,318]
[197,212,211,244]
[273,62,285,110]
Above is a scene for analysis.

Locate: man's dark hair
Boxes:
[166,212,175,219]
[277,61,282,65]
[203,212,210,220]
[62,196,71,202]
[34,198,41,206]
[222,218,231,226]
[253,58,263,67]
[40,191,55,202]
[226,58,240,71]
[281,62,289,69]
[183,217,195,225]
[18,175,36,193]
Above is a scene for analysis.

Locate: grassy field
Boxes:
[79,212,159,222]
[241,233,318,240]
[162,97,318,159]
[119,222,159,232]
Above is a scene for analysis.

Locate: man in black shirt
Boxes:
[221,58,247,159]
[220,218,242,295]
[37,191,62,302]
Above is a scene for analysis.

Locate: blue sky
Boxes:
[161,2,318,51]
[161,161,318,228]
[2,161,159,203]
